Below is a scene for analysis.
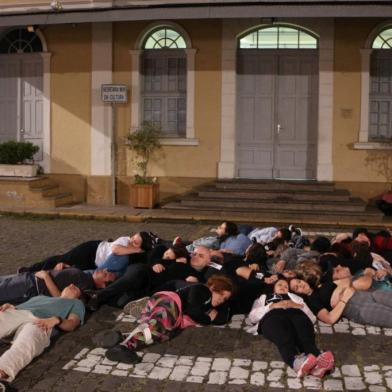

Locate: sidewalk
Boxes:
[0,202,391,229]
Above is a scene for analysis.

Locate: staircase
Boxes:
[158,180,384,225]
[0,176,74,208]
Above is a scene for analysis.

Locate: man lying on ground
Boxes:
[0,284,85,389]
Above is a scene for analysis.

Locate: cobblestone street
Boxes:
[0,216,391,392]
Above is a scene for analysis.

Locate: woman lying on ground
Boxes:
[289,260,392,327]
[246,278,334,378]
[19,232,154,274]
[101,275,235,364]
[176,221,252,257]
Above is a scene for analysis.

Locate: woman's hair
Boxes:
[244,243,267,264]
[223,221,239,237]
[311,236,331,254]
[139,231,154,251]
[170,246,189,259]
[207,274,235,294]
[351,240,373,268]
[294,260,322,289]
[278,228,291,242]
[330,242,352,259]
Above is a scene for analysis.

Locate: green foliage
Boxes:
[0,141,39,164]
[127,123,162,184]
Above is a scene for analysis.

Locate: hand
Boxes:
[35,270,50,280]
[152,264,165,273]
[264,275,278,284]
[34,317,60,331]
[0,303,15,312]
[208,309,218,321]
[249,263,260,272]
[375,269,388,280]
[186,276,198,283]
[54,262,70,271]
[176,257,187,264]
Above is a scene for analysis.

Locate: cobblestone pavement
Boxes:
[0,216,391,392]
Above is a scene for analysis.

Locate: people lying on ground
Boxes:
[352,227,392,264]
[271,236,331,274]
[85,246,211,311]
[19,232,154,274]
[246,278,334,378]
[177,221,252,256]
[0,267,116,305]
[148,244,190,269]
[289,261,392,327]
[104,275,235,364]
[0,284,85,386]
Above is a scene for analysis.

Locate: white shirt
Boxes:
[95,236,130,267]
[245,292,316,335]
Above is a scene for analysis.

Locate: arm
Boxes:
[316,287,355,325]
[247,295,270,324]
[288,293,316,324]
[112,244,142,255]
[351,274,373,291]
[35,270,61,297]
[34,313,81,332]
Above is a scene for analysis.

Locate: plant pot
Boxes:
[0,164,38,177]
[130,183,159,208]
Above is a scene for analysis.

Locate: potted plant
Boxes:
[127,122,162,208]
[0,141,40,177]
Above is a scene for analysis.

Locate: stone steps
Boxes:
[0,176,75,208]
[159,180,384,224]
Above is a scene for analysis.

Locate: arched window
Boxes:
[239,25,318,49]
[369,27,392,141]
[141,27,187,137]
[0,28,43,54]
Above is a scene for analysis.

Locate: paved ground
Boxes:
[0,216,392,392]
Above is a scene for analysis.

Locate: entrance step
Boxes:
[159,180,384,224]
[177,196,366,212]
[0,176,75,208]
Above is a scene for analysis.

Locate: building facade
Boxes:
[0,1,391,205]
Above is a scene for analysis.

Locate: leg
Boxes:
[0,274,37,305]
[96,263,150,307]
[26,240,101,272]
[0,322,51,381]
[0,309,34,339]
[259,310,298,367]
[288,309,320,357]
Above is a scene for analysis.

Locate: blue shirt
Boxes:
[219,234,251,255]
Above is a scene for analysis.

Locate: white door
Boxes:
[236,50,318,179]
[0,54,43,161]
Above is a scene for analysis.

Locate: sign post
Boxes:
[101,84,128,206]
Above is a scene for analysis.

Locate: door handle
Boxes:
[277,124,283,134]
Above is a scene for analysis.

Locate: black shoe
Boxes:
[105,345,141,364]
[0,380,17,392]
[92,330,123,348]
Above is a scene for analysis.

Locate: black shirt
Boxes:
[37,268,95,295]
[305,282,337,315]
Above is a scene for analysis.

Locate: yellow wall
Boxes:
[333,19,392,188]
[113,20,222,180]
[46,23,91,175]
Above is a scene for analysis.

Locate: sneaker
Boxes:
[105,345,141,364]
[311,351,335,378]
[172,236,183,247]
[92,330,124,348]
[296,354,318,378]
[123,297,149,319]
[0,380,17,392]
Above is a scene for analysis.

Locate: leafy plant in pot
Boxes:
[0,141,40,177]
[127,122,162,208]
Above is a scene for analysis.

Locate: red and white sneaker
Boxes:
[296,354,318,378]
[311,351,335,378]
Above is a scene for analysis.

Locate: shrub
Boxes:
[127,123,162,184]
[0,141,39,164]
